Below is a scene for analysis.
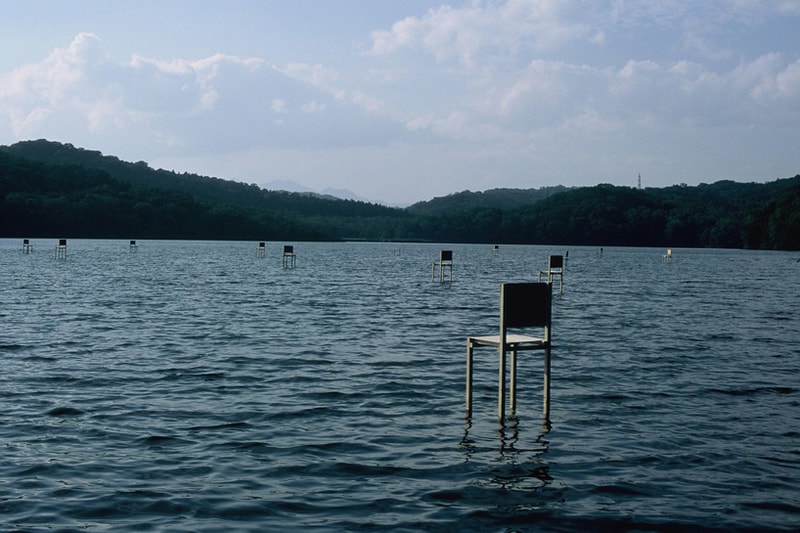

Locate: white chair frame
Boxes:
[466,282,552,421]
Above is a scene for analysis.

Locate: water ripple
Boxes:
[1,240,798,531]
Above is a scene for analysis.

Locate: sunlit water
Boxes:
[1,239,798,532]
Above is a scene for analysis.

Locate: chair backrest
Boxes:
[59,239,67,246]
[500,282,551,331]
[440,250,453,262]
[284,245,294,254]
[549,255,563,270]
[258,242,265,248]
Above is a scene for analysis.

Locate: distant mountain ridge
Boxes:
[261,179,371,203]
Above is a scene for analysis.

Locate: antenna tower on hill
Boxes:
[638,173,642,189]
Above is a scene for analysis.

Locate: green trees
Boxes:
[0,151,325,240]
[504,185,668,246]
[1,140,798,249]
[742,184,800,250]
[406,179,799,249]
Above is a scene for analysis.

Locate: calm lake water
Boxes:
[1,239,798,532]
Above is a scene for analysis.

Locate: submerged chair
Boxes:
[432,250,453,282]
[538,255,564,293]
[256,242,266,258]
[466,282,552,421]
[282,245,296,268]
[55,239,67,260]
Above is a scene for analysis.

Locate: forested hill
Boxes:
[1,140,798,249]
[2,139,397,218]
[405,186,569,215]
[0,149,328,240]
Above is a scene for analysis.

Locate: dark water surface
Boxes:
[2,239,798,532]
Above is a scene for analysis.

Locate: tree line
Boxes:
[1,140,798,249]
[0,151,324,240]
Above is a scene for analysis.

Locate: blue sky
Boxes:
[1,1,799,205]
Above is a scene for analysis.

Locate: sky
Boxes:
[1,1,799,205]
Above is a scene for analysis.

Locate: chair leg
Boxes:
[510,349,517,415]
[543,346,551,420]
[466,341,474,418]
[498,346,506,421]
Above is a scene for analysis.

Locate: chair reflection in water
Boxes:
[432,250,453,282]
[538,255,564,293]
[466,282,552,421]
[282,245,296,268]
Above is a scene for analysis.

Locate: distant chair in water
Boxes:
[538,255,564,293]
[662,249,673,262]
[282,245,296,268]
[129,240,138,253]
[55,239,67,260]
[256,242,266,258]
[23,239,33,254]
[432,250,453,282]
[466,282,552,421]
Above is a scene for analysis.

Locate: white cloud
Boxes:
[0,33,103,134]
[1,2,798,203]
[369,0,605,68]
[301,100,325,113]
[0,34,347,155]
[276,62,341,90]
[9,107,51,136]
[0,32,268,143]
[360,1,800,153]
[776,58,800,97]
[271,98,287,113]
[395,42,800,148]
[274,62,389,117]
[128,53,264,115]
[371,4,506,65]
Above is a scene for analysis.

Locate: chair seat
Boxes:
[468,333,547,348]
